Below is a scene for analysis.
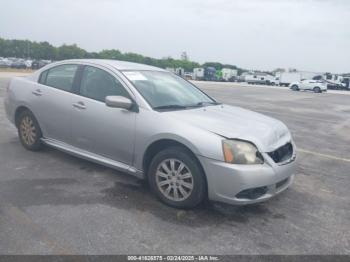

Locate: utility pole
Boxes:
[181,51,188,61]
[26,41,30,59]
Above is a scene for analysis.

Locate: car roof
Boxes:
[64,59,166,72]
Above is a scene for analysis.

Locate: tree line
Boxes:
[0,37,243,73]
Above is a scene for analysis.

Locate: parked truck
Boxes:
[342,76,350,89]
[203,67,217,81]
[323,73,346,89]
[222,68,238,82]
[277,72,318,86]
[264,74,279,85]
[193,68,205,80]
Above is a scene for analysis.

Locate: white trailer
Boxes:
[245,74,278,85]
[301,72,318,80]
[175,67,185,77]
[278,73,301,86]
[278,72,318,86]
[245,74,268,85]
[222,68,238,82]
[193,68,205,80]
[237,72,249,82]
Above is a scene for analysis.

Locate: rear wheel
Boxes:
[148,146,206,208]
[17,110,42,151]
[291,85,299,91]
[313,86,321,93]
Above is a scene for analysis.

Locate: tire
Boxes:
[17,110,43,151]
[291,85,299,91]
[313,86,321,93]
[147,146,206,208]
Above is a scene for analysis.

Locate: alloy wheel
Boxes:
[20,115,37,146]
[155,158,194,201]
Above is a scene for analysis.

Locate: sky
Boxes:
[0,0,349,73]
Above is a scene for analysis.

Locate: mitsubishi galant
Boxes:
[4,59,296,208]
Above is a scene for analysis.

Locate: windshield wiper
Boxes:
[154,102,220,110]
[153,104,188,110]
[187,101,221,107]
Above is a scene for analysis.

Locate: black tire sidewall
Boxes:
[314,87,321,93]
[18,110,42,151]
[147,146,206,208]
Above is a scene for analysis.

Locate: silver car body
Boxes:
[4,59,296,205]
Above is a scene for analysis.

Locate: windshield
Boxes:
[122,71,216,110]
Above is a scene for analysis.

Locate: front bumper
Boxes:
[198,152,296,205]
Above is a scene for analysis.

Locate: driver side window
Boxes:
[80,66,129,102]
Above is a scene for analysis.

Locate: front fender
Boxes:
[133,109,225,171]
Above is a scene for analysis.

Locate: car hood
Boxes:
[166,104,291,152]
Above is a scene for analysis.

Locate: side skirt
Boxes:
[41,138,144,179]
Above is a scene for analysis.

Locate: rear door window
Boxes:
[45,64,78,92]
[38,70,48,84]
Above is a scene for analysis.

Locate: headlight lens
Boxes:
[222,140,264,165]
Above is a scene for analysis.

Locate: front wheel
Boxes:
[17,110,43,151]
[148,147,206,208]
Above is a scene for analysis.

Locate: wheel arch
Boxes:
[14,106,32,128]
[313,86,321,92]
[14,105,42,131]
[142,138,208,191]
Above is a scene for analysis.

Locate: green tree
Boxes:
[56,44,87,60]
[0,37,246,74]
[98,49,122,60]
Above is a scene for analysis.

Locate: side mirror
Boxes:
[105,96,133,110]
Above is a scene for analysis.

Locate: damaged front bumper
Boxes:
[198,147,296,205]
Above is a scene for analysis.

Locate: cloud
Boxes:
[0,0,349,72]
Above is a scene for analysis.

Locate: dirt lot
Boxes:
[0,73,349,254]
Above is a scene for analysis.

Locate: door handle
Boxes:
[73,101,86,110]
[32,89,42,96]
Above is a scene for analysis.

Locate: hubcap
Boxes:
[155,158,194,201]
[20,116,36,146]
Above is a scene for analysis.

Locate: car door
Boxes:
[71,65,136,165]
[302,80,315,90]
[33,64,79,144]
[298,80,305,90]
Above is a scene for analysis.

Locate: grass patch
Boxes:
[0,68,35,73]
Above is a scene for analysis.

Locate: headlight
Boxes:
[222,140,264,165]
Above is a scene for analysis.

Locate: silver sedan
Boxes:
[4,59,296,208]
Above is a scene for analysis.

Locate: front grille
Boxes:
[268,142,293,163]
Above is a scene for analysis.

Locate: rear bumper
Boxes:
[4,94,13,123]
[4,92,15,125]
[198,152,296,205]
